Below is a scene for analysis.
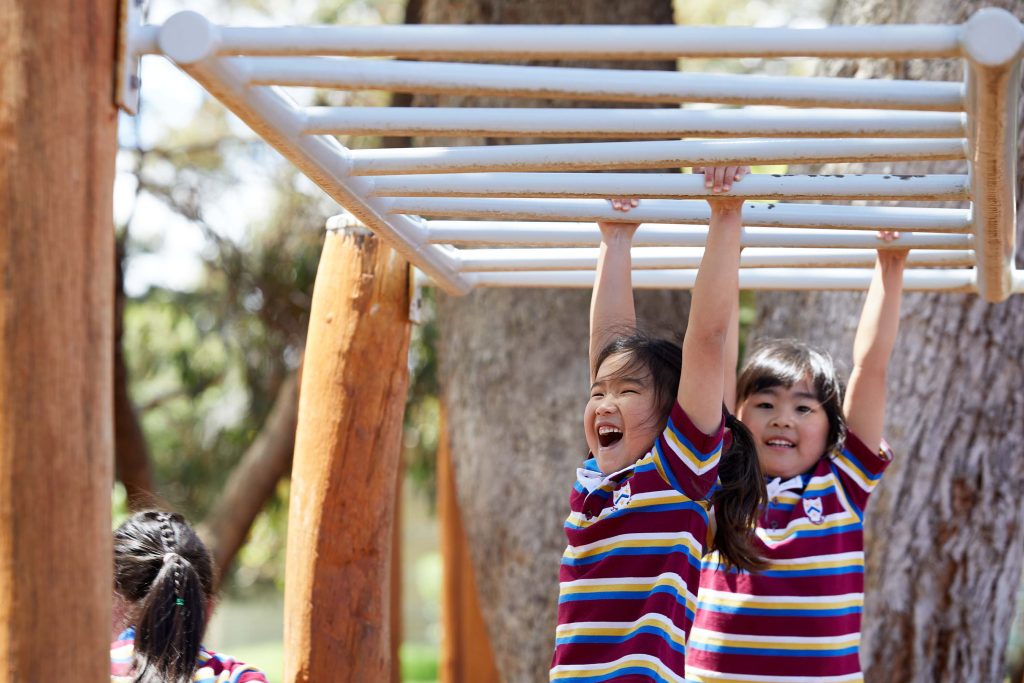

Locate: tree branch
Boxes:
[114,236,158,509]
[198,371,299,585]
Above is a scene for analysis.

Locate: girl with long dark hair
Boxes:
[111,510,268,683]
[550,166,766,682]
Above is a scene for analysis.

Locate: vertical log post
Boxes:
[391,464,403,683]
[284,227,411,683]
[438,409,501,683]
[0,0,116,680]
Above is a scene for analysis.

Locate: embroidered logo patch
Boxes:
[612,482,632,510]
[803,497,825,524]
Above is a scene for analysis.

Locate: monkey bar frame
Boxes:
[119,7,1024,301]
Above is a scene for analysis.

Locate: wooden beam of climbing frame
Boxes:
[283,227,411,683]
[0,0,116,679]
[962,8,1023,302]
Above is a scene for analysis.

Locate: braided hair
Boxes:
[113,510,215,683]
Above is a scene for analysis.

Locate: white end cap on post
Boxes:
[961,8,1024,66]
[159,11,221,65]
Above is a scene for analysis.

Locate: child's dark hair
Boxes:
[114,510,215,683]
[736,339,847,456]
[595,331,766,572]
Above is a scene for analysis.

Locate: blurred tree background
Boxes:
[115,0,1024,680]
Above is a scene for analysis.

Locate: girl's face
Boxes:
[584,352,662,474]
[737,376,829,479]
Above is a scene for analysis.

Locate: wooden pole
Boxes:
[438,409,501,683]
[0,0,116,680]
[283,227,411,683]
[390,460,404,683]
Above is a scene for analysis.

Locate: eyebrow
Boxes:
[753,387,820,402]
[591,375,647,390]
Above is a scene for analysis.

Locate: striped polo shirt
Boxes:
[112,628,268,683]
[686,431,891,683]
[551,402,724,683]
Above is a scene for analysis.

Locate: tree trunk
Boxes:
[283,228,411,683]
[0,0,117,679]
[200,372,298,583]
[114,236,157,509]
[750,1,1024,681]
[416,2,676,679]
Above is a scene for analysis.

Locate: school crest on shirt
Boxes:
[612,482,632,510]
[803,497,825,525]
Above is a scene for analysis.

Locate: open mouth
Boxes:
[766,438,795,449]
[598,425,623,448]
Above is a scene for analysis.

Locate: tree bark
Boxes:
[200,372,299,583]
[750,2,1024,681]
[416,3,676,679]
[0,0,117,679]
[283,228,411,683]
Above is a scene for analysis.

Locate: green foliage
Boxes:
[225,640,284,682]
[112,482,130,529]
[403,289,442,506]
[400,642,440,682]
[118,0,419,593]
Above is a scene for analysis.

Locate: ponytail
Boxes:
[133,553,206,683]
[114,511,215,683]
[710,415,768,572]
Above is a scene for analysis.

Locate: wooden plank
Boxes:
[0,0,117,680]
[283,228,411,682]
[438,409,501,683]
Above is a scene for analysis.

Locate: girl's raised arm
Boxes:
[843,231,908,453]
[724,295,740,414]
[678,166,748,433]
[590,198,640,381]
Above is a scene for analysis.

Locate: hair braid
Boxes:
[156,513,185,606]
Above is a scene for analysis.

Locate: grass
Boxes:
[223,640,438,683]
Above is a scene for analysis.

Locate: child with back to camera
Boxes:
[685,231,909,683]
[111,510,268,683]
[550,166,767,683]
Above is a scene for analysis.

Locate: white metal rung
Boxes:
[304,107,966,139]
[119,7,1024,298]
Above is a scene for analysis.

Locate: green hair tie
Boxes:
[175,598,185,607]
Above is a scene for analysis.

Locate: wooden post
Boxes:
[0,0,116,680]
[391,463,403,683]
[438,409,501,683]
[284,227,411,683]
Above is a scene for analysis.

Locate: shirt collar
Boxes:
[577,456,636,492]
[765,474,805,499]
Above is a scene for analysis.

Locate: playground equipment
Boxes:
[105,7,1024,683]
[118,7,1023,302]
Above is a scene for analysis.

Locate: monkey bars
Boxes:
[118,7,1024,301]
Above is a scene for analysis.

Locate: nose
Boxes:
[769,411,793,428]
[595,397,616,414]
